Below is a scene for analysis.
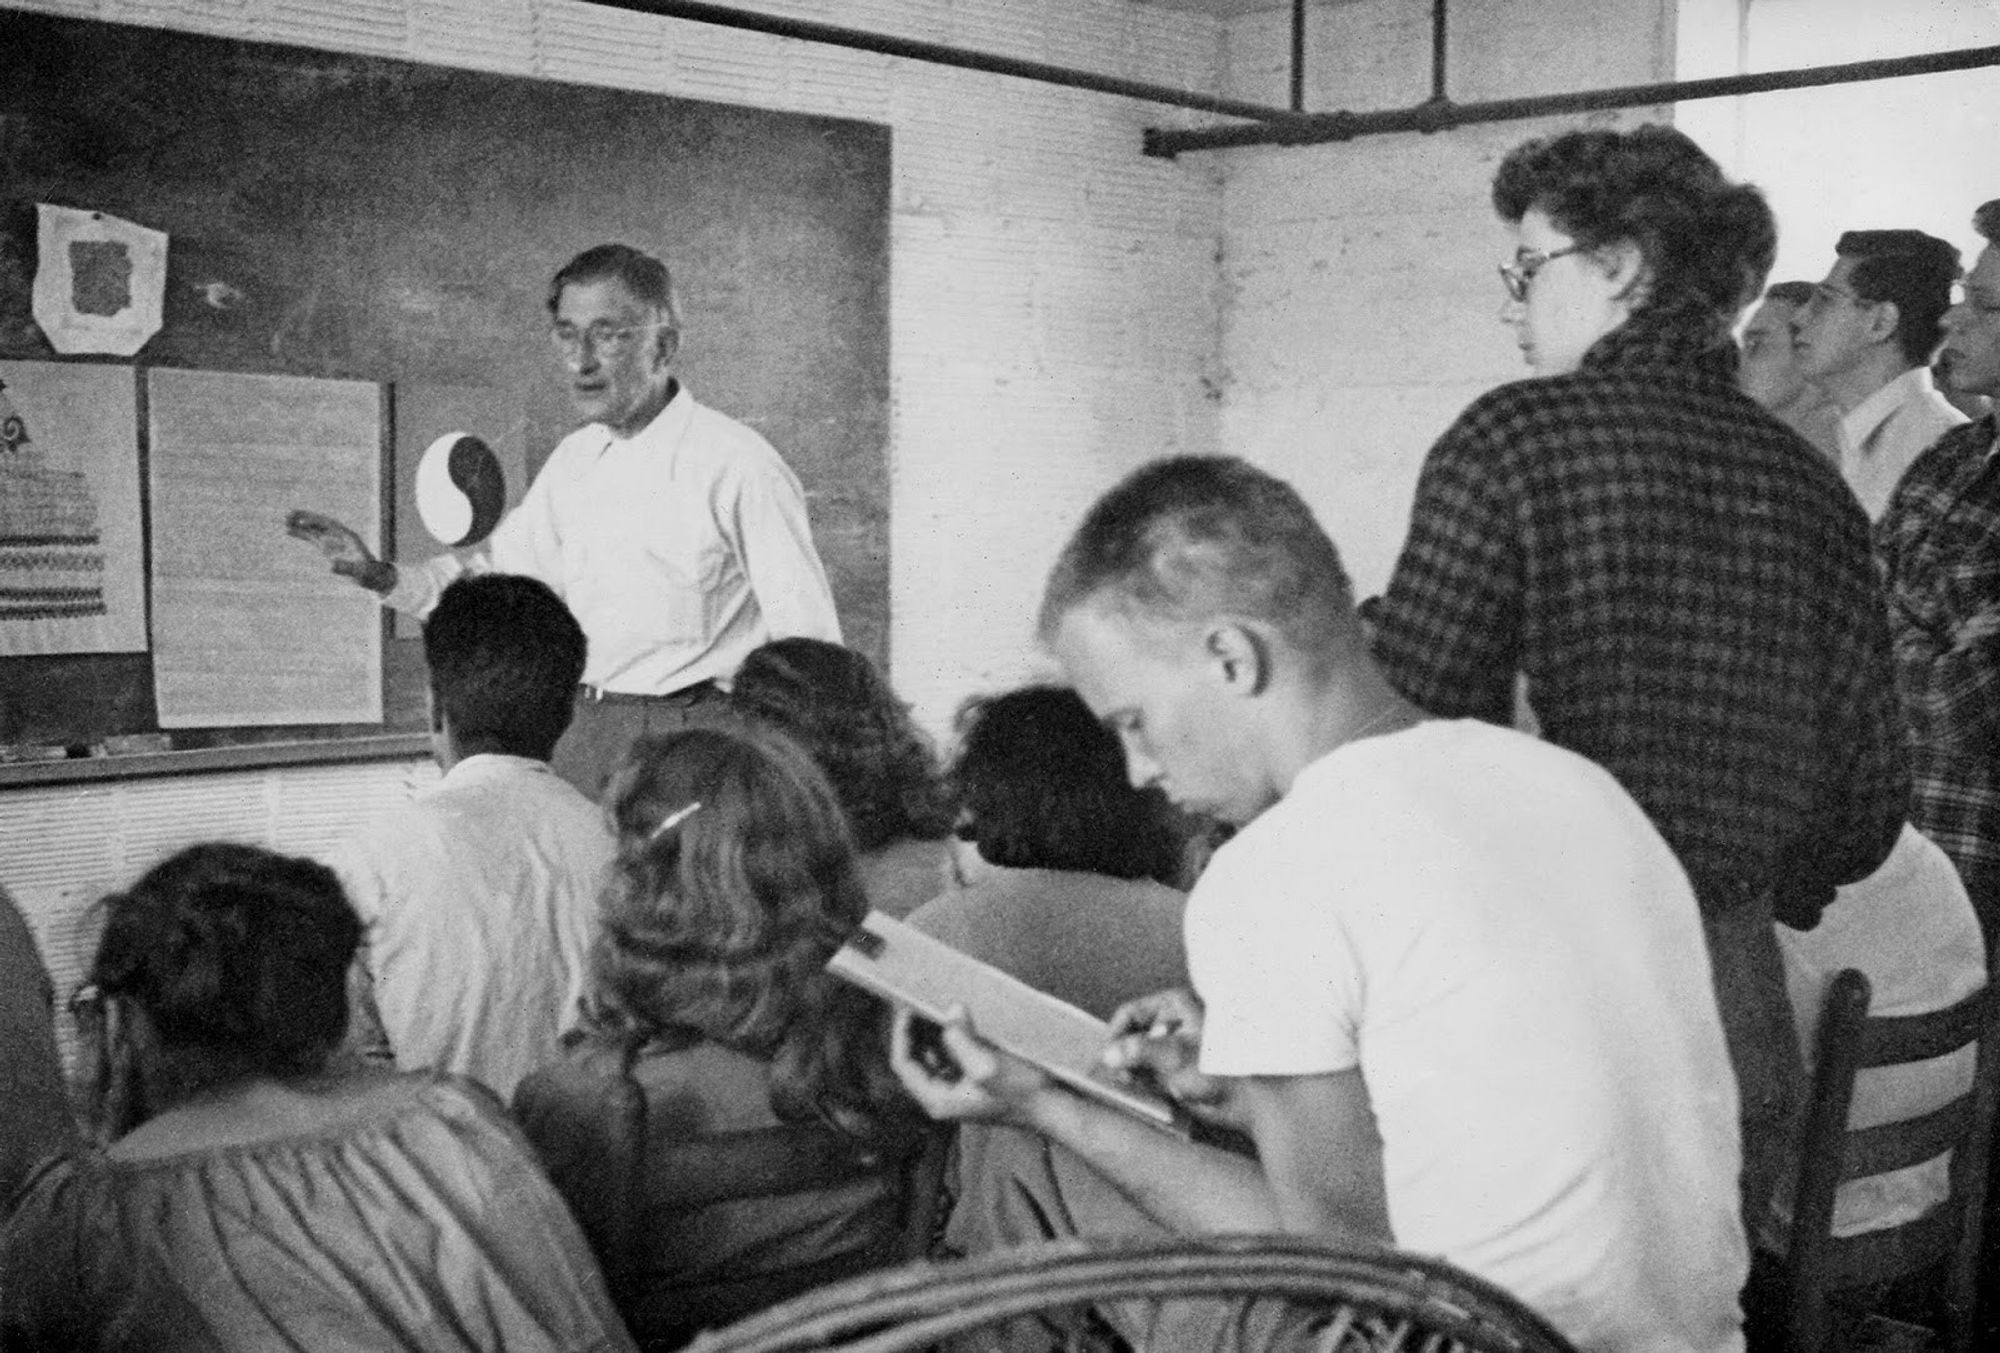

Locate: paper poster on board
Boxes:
[32,205,168,357]
[0,361,146,655]
[147,368,382,727]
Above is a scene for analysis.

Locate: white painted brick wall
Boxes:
[1216,0,1673,595]
[1,0,1229,735]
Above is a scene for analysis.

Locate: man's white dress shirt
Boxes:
[1837,366,1967,520]
[334,753,615,1097]
[386,387,840,693]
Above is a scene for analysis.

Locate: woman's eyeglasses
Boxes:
[1498,244,1588,302]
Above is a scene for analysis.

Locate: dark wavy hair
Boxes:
[1492,124,1775,323]
[1037,455,1355,658]
[583,725,913,1141]
[425,574,586,760]
[1837,230,1961,367]
[91,844,360,1095]
[731,638,955,851]
[953,685,1185,884]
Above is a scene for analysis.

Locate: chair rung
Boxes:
[1842,1099,1972,1179]
[1855,988,1989,1066]
[1822,1201,1961,1287]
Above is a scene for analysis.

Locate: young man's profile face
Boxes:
[1941,244,2000,401]
[1792,257,1885,384]
[551,276,676,437]
[1739,298,1808,411]
[1050,600,1272,828]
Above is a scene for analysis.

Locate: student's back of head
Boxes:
[731,636,954,852]
[77,843,359,1139]
[424,574,587,762]
[952,684,1185,885]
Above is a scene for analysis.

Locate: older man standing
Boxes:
[290,244,840,795]
[1878,199,2000,952]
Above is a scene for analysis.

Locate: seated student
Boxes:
[908,684,1192,1270]
[892,457,1747,1353]
[513,726,930,1350]
[1764,823,1987,1244]
[334,573,614,1099]
[1,843,632,1352]
[1,882,74,1204]
[731,637,957,917]
[911,683,1189,1021]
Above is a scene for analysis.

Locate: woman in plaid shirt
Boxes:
[1371,124,1909,1230]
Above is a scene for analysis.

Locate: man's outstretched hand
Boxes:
[286,510,396,594]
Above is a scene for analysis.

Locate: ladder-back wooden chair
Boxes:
[1775,968,2000,1352]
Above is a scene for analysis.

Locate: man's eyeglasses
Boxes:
[548,320,674,360]
[1805,283,1875,313]
[1498,244,1587,302]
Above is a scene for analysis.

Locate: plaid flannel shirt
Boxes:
[1372,303,1908,922]
[1876,415,2000,901]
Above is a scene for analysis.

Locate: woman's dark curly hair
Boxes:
[92,843,360,1084]
[730,638,955,851]
[953,685,1186,885]
[1493,123,1776,323]
[583,724,914,1141]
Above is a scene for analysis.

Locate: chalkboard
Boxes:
[0,12,890,757]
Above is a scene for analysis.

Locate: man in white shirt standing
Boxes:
[1792,230,1965,520]
[290,244,841,795]
[892,456,1748,1353]
[336,573,613,1099]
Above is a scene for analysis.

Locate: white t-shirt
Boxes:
[334,754,615,1098]
[1188,720,1745,1353]
[1772,823,1987,1238]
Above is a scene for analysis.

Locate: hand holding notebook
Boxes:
[827,911,1189,1136]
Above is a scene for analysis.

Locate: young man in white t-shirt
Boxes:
[889,456,1748,1353]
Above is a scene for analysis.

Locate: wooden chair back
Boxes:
[1781,967,2000,1351]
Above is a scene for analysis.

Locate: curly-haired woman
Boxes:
[513,725,930,1349]
[730,637,956,917]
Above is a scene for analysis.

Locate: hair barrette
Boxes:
[648,801,703,843]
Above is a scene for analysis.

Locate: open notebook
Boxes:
[828,910,1188,1136]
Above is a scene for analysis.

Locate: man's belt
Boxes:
[577,680,723,706]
